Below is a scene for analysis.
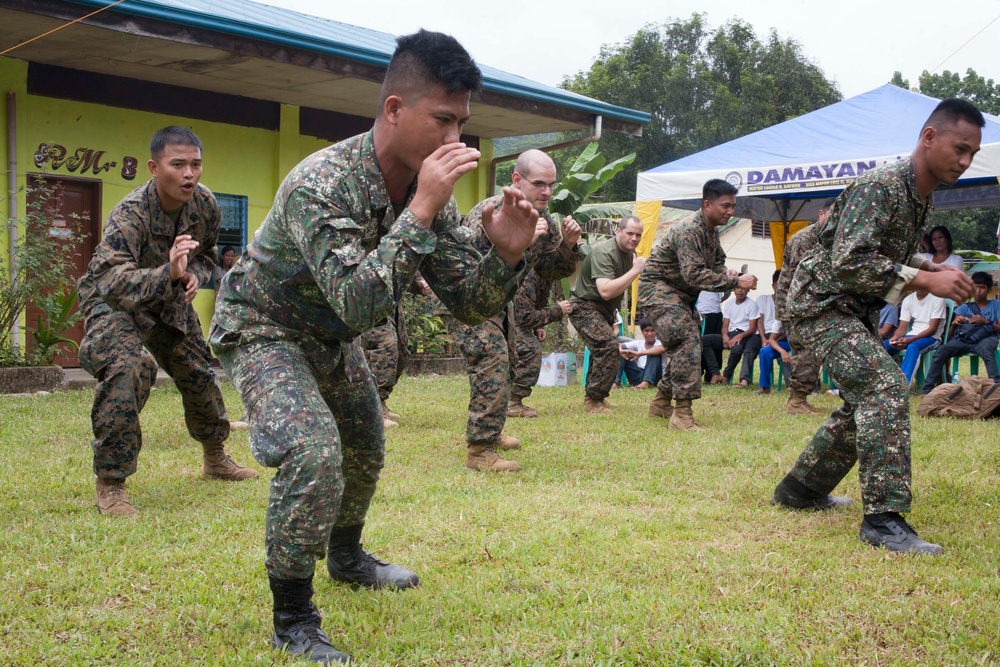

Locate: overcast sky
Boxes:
[261,0,1000,100]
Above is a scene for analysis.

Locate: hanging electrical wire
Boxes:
[0,0,130,56]
[929,13,1000,74]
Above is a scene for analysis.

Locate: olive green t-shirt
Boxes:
[572,236,634,310]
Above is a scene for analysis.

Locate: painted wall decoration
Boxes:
[33,143,139,180]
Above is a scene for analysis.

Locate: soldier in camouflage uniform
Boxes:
[507,269,572,418]
[771,199,836,415]
[360,275,430,428]
[209,31,544,664]
[637,180,758,430]
[452,150,580,472]
[772,99,981,555]
[569,216,646,414]
[78,126,257,518]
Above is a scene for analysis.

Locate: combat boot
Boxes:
[859,513,943,555]
[229,419,249,431]
[498,433,522,450]
[786,391,819,415]
[668,399,703,431]
[466,443,521,472]
[583,397,612,414]
[770,473,852,511]
[95,477,137,516]
[382,401,401,422]
[202,442,259,481]
[327,524,420,589]
[648,387,673,419]
[270,576,351,664]
[506,397,538,418]
[383,417,399,429]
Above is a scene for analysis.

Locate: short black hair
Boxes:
[927,225,954,254]
[150,126,202,161]
[221,245,236,256]
[379,30,482,111]
[772,269,781,283]
[703,178,738,201]
[924,98,985,133]
[821,197,837,211]
[637,318,654,330]
[971,271,993,288]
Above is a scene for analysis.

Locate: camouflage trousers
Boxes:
[785,324,823,395]
[360,315,409,402]
[569,299,618,402]
[218,338,384,580]
[450,318,510,444]
[787,313,911,515]
[79,310,230,480]
[510,325,543,400]
[647,302,703,401]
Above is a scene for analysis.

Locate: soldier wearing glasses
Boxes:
[452,150,581,472]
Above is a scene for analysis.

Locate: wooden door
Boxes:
[25,175,102,368]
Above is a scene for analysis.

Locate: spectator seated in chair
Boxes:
[885,289,946,385]
[616,318,665,389]
[921,271,1000,394]
[721,286,761,387]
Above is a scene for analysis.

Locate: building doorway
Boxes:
[25,175,102,368]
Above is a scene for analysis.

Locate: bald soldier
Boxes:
[452,149,581,472]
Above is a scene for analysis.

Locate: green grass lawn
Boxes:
[1,373,998,666]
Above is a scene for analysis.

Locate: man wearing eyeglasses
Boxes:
[452,149,582,472]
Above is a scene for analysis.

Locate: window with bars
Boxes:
[751,220,771,239]
[216,193,248,252]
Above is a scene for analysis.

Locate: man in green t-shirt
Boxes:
[569,216,645,413]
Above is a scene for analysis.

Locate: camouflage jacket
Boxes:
[210,131,521,358]
[513,269,563,332]
[79,179,220,338]
[773,223,819,323]
[462,194,578,328]
[787,158,931,324]
[637,209,738,311]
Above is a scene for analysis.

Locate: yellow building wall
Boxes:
[2,57,497,347]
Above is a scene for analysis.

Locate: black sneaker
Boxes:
[770,475,852,511]
[273,611,350,664]
[327,545,420,590]
[859,513,943,555]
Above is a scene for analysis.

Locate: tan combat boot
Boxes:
[229,420,249,431]
[506,397,538,418]
[786,391,819,415]
[668,399,704,431]
[584,397,612,414]
[96,477,137,516]
[648,387,673,419]
[498,433,522,450]
[202,442,260,481]
[466,443,521,472]
[382,401,401,422]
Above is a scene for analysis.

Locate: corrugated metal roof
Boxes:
[61,0,650,125]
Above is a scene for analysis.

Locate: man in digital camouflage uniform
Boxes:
[210,31,544,664]
[770,198,836,415]
[772,99,981,555]
[360,274,431,428]
[569,216,646,414]
[78,126,257,518]
[637,179,758,430]
[507,268,572,418]
[453,149,580,472]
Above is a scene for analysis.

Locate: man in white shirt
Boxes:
[616,318,665,389]
[885,289,947,384]
[721,286,761,387]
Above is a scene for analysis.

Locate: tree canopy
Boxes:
[560,14,842,202]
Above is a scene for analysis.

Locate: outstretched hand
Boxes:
[169,235,199,281]
[482,186,541,268]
